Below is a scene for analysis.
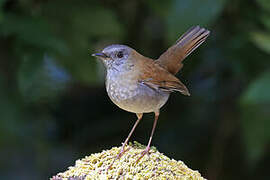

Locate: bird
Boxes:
[92,25,210,164]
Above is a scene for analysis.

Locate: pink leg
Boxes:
[117,113,143,158]
[136,111,159,163]
[108,113,143,169]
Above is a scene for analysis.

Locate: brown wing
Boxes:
[136,57,190,96]
[157,26,210,75]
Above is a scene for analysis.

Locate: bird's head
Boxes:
[92,44,134,71]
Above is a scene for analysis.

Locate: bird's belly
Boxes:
[106,82,169,113]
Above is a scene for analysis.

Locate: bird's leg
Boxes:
[136,111,159,163]
[117,113,143,158]
[107,113,143,170]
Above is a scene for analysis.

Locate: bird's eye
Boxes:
[116,51,124,58]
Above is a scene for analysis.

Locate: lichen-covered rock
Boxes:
[51,142,206,180]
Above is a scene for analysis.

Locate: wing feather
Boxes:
[137,57,190,96]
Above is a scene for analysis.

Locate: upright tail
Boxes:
[157,26,210,75]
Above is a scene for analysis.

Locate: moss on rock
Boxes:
[51,142,206,180]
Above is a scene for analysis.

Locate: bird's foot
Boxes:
[136,146,151,163]
[107,145,129,171]
[115,146,128,159]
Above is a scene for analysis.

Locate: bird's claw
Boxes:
[107,146,130,171]
[136,146,151,163]
[116,147,126,159]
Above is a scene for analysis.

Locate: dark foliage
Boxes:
[0,0,270,179]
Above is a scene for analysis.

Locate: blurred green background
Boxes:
[0,0,270,179]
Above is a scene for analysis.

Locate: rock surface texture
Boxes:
[51,142,206,180]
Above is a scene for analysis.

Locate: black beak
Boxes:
[92,53,108,59]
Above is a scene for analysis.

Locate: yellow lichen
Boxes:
[51,142,206,180]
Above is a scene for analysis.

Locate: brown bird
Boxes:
[92,26,210,163]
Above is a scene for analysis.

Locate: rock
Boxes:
[51,142,206,180]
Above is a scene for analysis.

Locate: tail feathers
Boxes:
[181,26,210,57]
[157,26,210,75]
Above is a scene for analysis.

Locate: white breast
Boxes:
[105,70,170,113]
